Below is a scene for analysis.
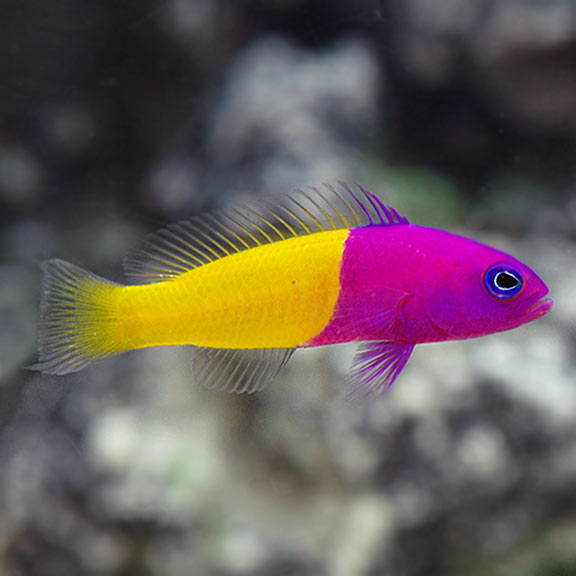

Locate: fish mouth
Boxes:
[518,295,553,322]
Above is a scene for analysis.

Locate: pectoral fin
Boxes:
[346,341,415,400]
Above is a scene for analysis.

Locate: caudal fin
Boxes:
[30,259,123,375]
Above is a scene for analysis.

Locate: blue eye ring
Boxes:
[484,264,524,299]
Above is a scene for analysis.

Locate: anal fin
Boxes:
[191,347,295,394]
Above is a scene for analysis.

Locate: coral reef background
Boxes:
[1,1,575,575]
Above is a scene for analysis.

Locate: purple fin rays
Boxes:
[346,341,415,400]
[334,182,409,227]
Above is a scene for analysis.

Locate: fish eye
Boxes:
[484,264,524,299]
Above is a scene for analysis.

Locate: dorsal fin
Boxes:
[123,183,408,284]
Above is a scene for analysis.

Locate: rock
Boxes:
[387,0,576,131]
[205,36,382,200]
[383,0,576,183]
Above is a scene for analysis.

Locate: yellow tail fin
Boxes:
[30,259,123,375]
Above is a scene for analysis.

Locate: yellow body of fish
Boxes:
[78,229,348,359]
[32,186,391,391]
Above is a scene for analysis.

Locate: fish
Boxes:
[30,184,553,397]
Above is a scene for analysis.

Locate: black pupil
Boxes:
[495,271,518,289]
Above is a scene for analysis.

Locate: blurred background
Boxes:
[1,1,576,575]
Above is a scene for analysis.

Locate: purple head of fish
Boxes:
[325,225,553,347]
[404,228,553,342]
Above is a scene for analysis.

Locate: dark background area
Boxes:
[1,1,575,575]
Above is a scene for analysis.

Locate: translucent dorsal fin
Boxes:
[123,183,408,284]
